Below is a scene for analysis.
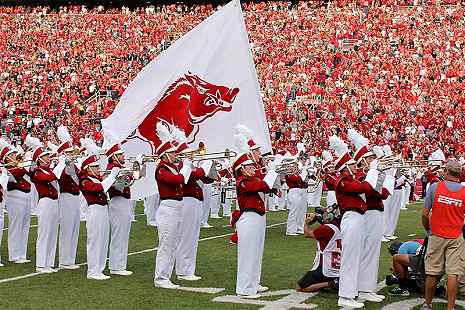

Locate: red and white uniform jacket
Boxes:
[155,161,184,201]
[58,164,81,196]
[324,172,338,191]
[107,162,130,199]
[335,173,372,215]
[285,173,307,189]
[236,175,275,215]
[79,173,108,206]
[7,167,31,193]
[182,167,214,201]
[356,170,389,212]
[30,166,59,200]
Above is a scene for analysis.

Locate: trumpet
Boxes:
[274,158,300,175]
[51,155,81,165]
[177,149,237,163]
[260,155,275,167]
[128,154,159,163]
[99,162,145,187]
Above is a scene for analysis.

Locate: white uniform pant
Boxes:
[405,184,411,205]
[30,185,39,215]
[144,193,159,225]
[86,204,109,276]
[268,194,277,211]
[6,190,31,261]
[236,211,266,295]
[109,196,132,271]
[154,199,182,286]
[339,211,365,299]
[211,193,220,217]
[0,200,4,264]
[278,190,287,210]
[286,188,302,234]
[326,190,337,207]
[176,197,201,276]
[59,192,80,266]
[400,186,406,209]
[384,189,402,237]
[79,193,88,220]
[130,200,137,221]
[307,190,315,206]
[200,184,212,225]
[299,188,308,231]
[36,197,59,268]
[358,210,383,292]
[312,182,323,206]
[223,198,232,216]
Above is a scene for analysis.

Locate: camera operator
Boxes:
[296,209,341,293]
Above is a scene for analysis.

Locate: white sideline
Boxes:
[0,221,287,284]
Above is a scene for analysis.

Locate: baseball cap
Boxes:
[445,159,461,175]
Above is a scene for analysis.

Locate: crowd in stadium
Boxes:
[1,1,464,159]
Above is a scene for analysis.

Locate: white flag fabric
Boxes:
[102,0,270,199]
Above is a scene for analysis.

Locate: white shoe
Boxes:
[36,267,53,274]
[87,274,111,280]
[131,219,138,223]
[156,282,180,289]
[257,284,269,292]
[0,263,4,267]
[13,258,31,264]
[269,209,278,212]
[387,235,398,240]
[46,267,58,273]
[381,236,390,242]
[147,222,157,227]
[237,294,261,299]
[400,207,408,210]
[369,292,385,300]
[200,223,213,228]
[296,230,304,234]
[177,275,201,281]
[358,291,383,302]
[210,215,221,219]
[80,218,87,222]
[286,233,299,236]
[338,297,364,308]
[59,264,80,270]
[110,269,133,276]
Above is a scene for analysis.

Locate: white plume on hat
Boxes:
[47,141,59,154]
[431,149,445,166]
[383,145,393,157]
[296,143,306,156]
[25,134,43,149]
[102,128,121,149]
[347,128,369,150]
[322,150,333,162]
[156,122,173,143]
[234,124,253,154]
[57,126,72,143]
[0,138,11,150]
[14,145,24,155]
[459,157,465,165]
[329,135,349,157]
[372,146,384,158]
[171,126,188,145]
[80,137,99,155]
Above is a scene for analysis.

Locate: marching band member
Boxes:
[0,165,9,266]
[173,131,216,281]
[322,151,337,207]
[80,142,119,280]
[154,123,193,289]
[56,126,81,269]
[30,145,66,273]
[348,130,393,303]
[105,141,133,276]
[232,152,278,298]
[218,164,234,217]
[285,153,306,236]
[200,183,213,228]
[78,140,89,221]
[2,138,32,264]
[329,135,379,309]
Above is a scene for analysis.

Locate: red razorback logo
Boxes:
[126,72,239,152]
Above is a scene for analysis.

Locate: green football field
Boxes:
[0,196,463,310]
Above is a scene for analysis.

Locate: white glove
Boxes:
[182,158,195,171]
[110,167,121,178]
[179,165,193,184]
[220,177,228,186]
[0,167,8,190]
[369,159,379,170]
[263,170,279,189]
[299,170,308,182]
[207,163,218,179]
[200,160,213,176]
[272,175,281,189]
[365,166,380,190]
[136,154,144,164]
[395,175,406,187]
[267,162,277,172]
[383,175,395,195]
[385,168,396,177]
[101,175,116,192]
[52,156,66,179]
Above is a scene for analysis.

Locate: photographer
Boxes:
[296,209,341,293]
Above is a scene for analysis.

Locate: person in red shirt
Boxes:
[297,211,341,293]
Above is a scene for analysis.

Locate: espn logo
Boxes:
[438,195,463,207]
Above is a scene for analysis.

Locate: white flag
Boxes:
[101,0,270,199]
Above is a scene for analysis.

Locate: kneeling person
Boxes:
[297,210,341,292]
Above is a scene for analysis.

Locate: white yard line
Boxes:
[0,221,287,284]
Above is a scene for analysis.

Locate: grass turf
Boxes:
[0,196,462,309]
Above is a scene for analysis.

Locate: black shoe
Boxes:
[387,286,410,296]
[328,278,339,292]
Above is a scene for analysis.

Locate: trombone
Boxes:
[128,154,159,164]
